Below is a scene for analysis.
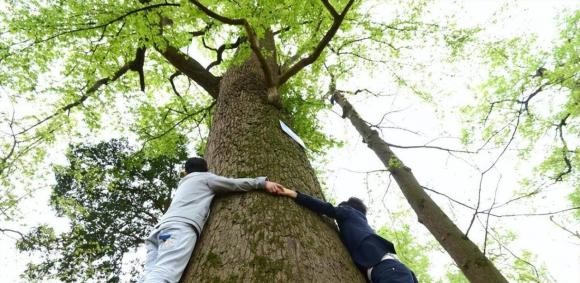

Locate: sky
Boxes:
[1,0,579,282]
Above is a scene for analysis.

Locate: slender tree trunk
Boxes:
[179,55,366,281]
[332,92,508,283]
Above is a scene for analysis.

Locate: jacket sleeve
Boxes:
[208,174,267,193]
[294,192,345,220]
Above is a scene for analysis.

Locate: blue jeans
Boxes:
[370,259,418,283]
[140,221,198,283]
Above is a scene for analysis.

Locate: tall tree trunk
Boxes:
[179,57,366,282]
[332,92,508,283]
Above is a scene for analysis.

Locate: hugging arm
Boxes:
[208,174,284,194]
[278,188,340,219]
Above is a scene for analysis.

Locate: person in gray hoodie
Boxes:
[140,157,285,283]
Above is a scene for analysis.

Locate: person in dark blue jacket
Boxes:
[276,187,418,283]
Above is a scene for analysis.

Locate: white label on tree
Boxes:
[280,120,306,150]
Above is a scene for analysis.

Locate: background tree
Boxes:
[17,138,185,282]
[332,90,507,282]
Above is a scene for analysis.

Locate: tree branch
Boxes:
[0,227,25,238]
[4,3,180,59]
[157,44,220,98]
[385,142,476,154]
[278,0,355,86]
[483,175,502,255]
[187,1,245,25]
[203,36,247,71]
[16,58,135,136]
[188,0,275,87]
[549,216,580,240]
[491,207,580,218]
[0,227,30,245]
[421,186,476,210]
[554,113,572,181]
[0,109,17,171]
[140,101,216,147]
[169,71,182,97]
[129,47,147,92]
[466,104,522,237]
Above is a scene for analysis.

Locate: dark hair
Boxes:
[185,157,208,173]
[340,197,367,215]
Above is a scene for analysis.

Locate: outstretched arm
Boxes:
[278,188,340,219]
[208,174,284,194]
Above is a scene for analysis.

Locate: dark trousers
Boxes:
[370,259,418,283]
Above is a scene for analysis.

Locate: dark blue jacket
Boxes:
[295,192,396,269]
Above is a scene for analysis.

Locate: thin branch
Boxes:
[421,186,475,210]
[481,181,547,212]
[549,216,580,240]
[4,3,179,59]
[188,0,275,87]
[491,207,580,218]
[385,142,475,154]
[3,127,59,177]
[0,227,26,239]
[488,227,542,281]
[278,0,355,86]
[378,126,422,136]
[337,88,394,98]
[330,48,389,64]
[336,168,389,174]
[169,71,183,98]
[15,59,135,136]
[204,36,246,71]
[381,172,393,209]
[141,101,216,146]
[368,106,411,128]
[0,108,17,170]
[466,104,523,237]
[483,175,502,255]
[554,113,572,181]
[0,226,34,248]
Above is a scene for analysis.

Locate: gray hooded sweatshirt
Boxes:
[159,172,267,233]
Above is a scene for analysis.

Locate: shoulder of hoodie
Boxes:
[179,171,215,185]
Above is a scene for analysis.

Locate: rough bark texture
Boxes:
[179,58,366,282]
[333,92,508,283]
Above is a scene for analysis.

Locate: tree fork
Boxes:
[331,91,508,283]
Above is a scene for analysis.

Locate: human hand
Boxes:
[264,181,285,194]
[278,187,297,198]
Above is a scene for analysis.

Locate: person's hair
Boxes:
[340,197,367,215]
[184,157,208,173]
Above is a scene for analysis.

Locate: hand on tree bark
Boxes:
[264,181,286,194]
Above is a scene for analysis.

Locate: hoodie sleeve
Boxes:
[207,173,267,193]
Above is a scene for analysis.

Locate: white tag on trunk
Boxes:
[279,120,306,150]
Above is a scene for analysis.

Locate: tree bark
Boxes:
[178,54,365,282]
[332,92,508,283]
